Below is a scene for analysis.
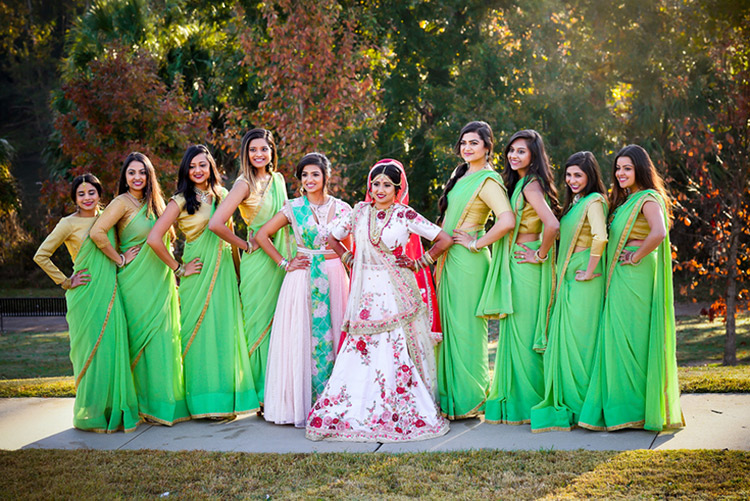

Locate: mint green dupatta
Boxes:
[290,197,334,397]
[239,172,293,404]
[485,176,556,424]
[118,204,189,424]
[66,228,140,432]
[179,201,259,418]
[530,193,606,432]
[579,189,684,431]
[436,169,508,419]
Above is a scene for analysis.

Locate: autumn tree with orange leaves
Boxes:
[669,21,750,365]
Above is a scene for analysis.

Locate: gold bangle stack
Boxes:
[174,263,186,278]
[414,252,435,270]
[469,239,480,253]
[533,249,549,263]
[341,250,354,267]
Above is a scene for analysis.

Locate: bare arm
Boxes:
[516,180,559,263]
[146,200,202,277]
[396,230,453,271]
[620,200,667,266]
[89,199,140,265]
[256,211,309,272]
[208,181,252,251]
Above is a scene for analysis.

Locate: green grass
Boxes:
[0,330,72,379]
[0,376,74,397]
[0,286,65,298]
[678,365,750,393]
[0,449,746,499]
[676,314,750,365]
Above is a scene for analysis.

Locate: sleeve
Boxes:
[587,200,608,257]
[281,200,293,224]
[331,203,356,240]
[90,197,127,249]
[171,193,187,211]
[33,218,73,287]
[403,206,441,241]
[478,178,512,216]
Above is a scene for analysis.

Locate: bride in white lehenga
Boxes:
[306,159,453,442]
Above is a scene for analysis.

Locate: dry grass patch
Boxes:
[0,449,615,499]
[547,450,750,499]
[679,365,750,393]
[0,376,74,397]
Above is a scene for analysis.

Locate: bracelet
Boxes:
[625,252,641,266]
[174,264,185,278]
[414,252,434,270]
[278,258,290,271]
[469,239,480,253]
[246,240,253,254]
[534,249,549,263]
[117,253,126,268]
[341,250,354,267]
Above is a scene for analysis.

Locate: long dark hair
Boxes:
[561,151,606,215]
[239,128,276,193]
[117,152,166,219]
[610,144,671,217]
[502,129,560,216]
[70,173,103,203]
[437,121,495,222]
[368,163,402,188]
[295,152,331,195]
[176,145,223,215]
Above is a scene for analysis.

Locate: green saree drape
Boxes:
[179,203,260,418]
[239,173,292,404]
[530,193,606,432]
[66,229,140,432]
[436,169,511,419]
[578,189,684,432]
[118,204,189,425]
[485,177,556,424]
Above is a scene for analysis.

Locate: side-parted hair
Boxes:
[368,163,402,187]
[295,152,331,194]
[610,144,671,218]
[176,145,223,215]
[70,173,103,203]
[239,128,276,193]
[502,129,560,217]
[437,120,495,222]
[117,152,166,220]
[561,151,606,215]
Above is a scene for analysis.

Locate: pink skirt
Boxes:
[263,258,349,426]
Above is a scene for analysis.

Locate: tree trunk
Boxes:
[723,213,740,366]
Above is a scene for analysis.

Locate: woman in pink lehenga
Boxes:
[306,159,452,442]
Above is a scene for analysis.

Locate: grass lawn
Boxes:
[0,330,72,379]
[0,449,747,499]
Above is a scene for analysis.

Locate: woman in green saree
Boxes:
[34,174,140,432]
[90,153,189,425]
[148,145,260,419]
[578,145,684,432]
[485,129,560,425]
[209,128,291,407]
[435,121,516,419]
[530,151,607,432]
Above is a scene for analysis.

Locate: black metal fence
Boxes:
[0,297,67,332]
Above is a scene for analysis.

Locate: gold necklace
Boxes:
[368,203,395,247]
[195,187,211,204]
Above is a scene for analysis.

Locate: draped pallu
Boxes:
[435,169,513,419]
[485,177,556,424]
[67,229,140,432]
[578,190,684,432]
[118,204,189,425]
[177,196,259,418]
[238,172,292,405]
[530,193,607,432]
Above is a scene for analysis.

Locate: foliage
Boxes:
[0,137,32,265]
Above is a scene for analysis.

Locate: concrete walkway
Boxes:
[1,393,748,452]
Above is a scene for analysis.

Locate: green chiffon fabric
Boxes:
[436,169,511,419]
[66,229,140,432]
[239,172,292,404]
[578,190,684,432]
[118,204,189,425]
[530,193,607,432]
[485,177,556,424]
[179,203,260,418]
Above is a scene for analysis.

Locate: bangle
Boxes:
[534,249,549,263]
[117,253,126,267]
[341,250,354,267]
[626,252,641,265]
[469,239,480,253]
[278,258,290,271]
[246,240,253,254]
[174,264,185,278]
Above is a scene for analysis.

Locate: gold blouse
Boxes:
[573,199,608,257]
[518,201,543,234]
[33,214,97,288]
[458,177,512,229]
[172,188,228,242]
[89,194,143,250]
[629,212,650,240]
[235,174,273,225]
